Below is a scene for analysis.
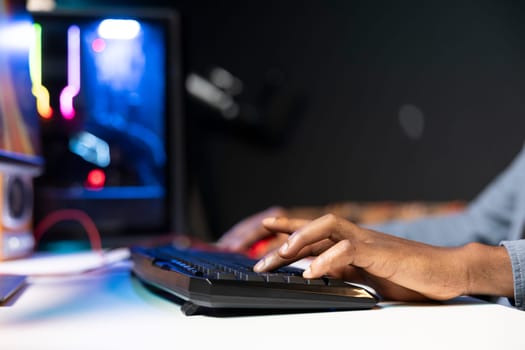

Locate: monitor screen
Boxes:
[31,7,185,245]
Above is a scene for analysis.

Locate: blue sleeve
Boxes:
[500,240,525,310]
[367,144,525,247]
[367,212,488,246]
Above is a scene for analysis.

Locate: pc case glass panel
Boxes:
[32,10,175,239]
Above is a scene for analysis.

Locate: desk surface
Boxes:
[2,260,525,350]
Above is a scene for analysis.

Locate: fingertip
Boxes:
[262,217,277,225]
[253,258,266,272]
[303,266,313,278]
[218,239,242,252]
[216,232,235,246]
[215,237,227,247]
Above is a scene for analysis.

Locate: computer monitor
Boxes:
[0,0,43,259]
[30,7,186,246]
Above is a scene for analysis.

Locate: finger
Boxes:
[216,225,245,248]
[253,238,333,272]
[303,240,356,279]
[217,217,263,247]
[276,214,358,259]
[223,224,273,252]
[262,216,312,234]
[217,210,282,250]
[231,215,308,253]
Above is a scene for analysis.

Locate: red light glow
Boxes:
[86,169,106,189]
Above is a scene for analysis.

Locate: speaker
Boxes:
[0,163,37,260]
[0,0,44,260]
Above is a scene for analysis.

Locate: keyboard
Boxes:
[130,244,379,315]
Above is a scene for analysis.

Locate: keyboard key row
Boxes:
[153,254,350,287]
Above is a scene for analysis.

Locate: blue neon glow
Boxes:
[69,131,111,167]
[49,186,164,199]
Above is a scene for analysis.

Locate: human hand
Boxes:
[253,214,514,302]
[216,206,289,255]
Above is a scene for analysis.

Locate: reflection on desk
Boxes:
[1,258,525,350]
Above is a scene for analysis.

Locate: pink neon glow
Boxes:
[91,38,105,52]
[60,25,81,119]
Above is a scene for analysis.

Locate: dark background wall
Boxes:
[57,0,525,239]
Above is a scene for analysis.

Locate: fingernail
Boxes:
[262,217,276,225]
[279,242,289,254]
[254,258,266,272]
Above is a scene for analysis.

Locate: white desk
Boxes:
[1,259,525,350]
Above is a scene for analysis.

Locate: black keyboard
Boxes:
[130,244,379,315]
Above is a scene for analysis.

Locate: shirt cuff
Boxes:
[500,240,525,310]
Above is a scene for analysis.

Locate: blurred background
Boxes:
[34,0,525,241]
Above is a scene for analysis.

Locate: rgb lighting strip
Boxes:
[30,24,81,120]
[29,23,53,119]
[59,25,80,119]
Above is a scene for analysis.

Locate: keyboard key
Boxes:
[325,278,348,287]
[261,273,284,283]
[305,278,326,286]
[283,275,305,284]
[211,271,237,280]
[238,273,265,282]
